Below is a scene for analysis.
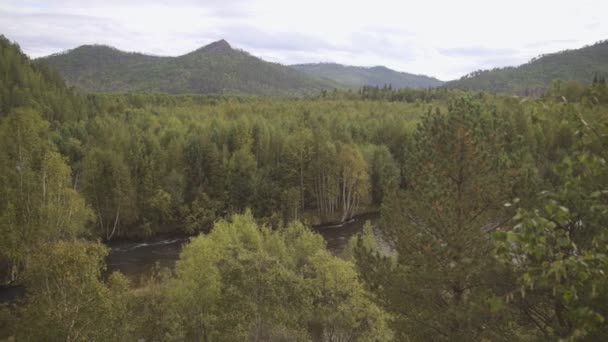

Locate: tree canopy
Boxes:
[2,33,608,341]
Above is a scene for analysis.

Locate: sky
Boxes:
[1,0,607,80]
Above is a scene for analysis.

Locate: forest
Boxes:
[446,40,608,95]
[39,41,337,95]
[1,34,608,341]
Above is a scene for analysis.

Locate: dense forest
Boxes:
[447,40,608,95]
[291,63,444,89]
[40,41,447,96]
[40,40,339,95]
[38,39,608,98]
[1,33,608,341]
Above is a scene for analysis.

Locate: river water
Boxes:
[0,213,379,302]
[106,212,379,282]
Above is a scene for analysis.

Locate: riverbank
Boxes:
[0,212,380,304]
[98,206,380,244]
[105,211,380,282]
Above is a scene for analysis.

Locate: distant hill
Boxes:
[291,63,443,89]
[39,40,339,96]
[446,40,608,94]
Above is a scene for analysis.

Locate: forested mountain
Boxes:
[39,40,339,95]
[447,40,608,94]
[292,63,443,89]
[3,31,608,341]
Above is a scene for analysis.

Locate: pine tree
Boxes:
[356,97,528,340]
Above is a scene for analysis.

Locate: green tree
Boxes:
[11,240,132,341]
[549,80,586,103]
[494,115,608,340]
[311,138,340,222]
[0,109,92,282]
[81,147,137,239]
[227,147,257,212]
[306,250,392,342]
[168,212,390,341]
[127,129,164,235]
[362,144,400,206]
[357,98,527,340]
[336,142,370,221]
[0,35,86,122]
[284,128,314,218]
[183,133,226,204]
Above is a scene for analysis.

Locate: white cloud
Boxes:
[1,0,606,80]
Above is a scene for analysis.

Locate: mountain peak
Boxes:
[195,39,232,54]
[45,44,127,59]
[74,44,118,52]
[41,38,330,95]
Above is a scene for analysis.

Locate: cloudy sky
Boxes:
[1,0,606,80]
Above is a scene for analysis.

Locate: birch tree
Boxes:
[81,147,137,240]
[13,241,132,341]
[0,109,92,282]
[336,143,370,222]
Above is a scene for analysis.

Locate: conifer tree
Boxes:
[356,97,527,340]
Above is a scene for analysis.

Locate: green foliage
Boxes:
[227,147,258,211]
[587,75,608,104]
[11,240,133,341]
[494,116,608,340]
[4,33,608,341]
[40,40,339,96]
[0,35,87,121]
[361,144,400,206]
[81,147,137,239]
[0,108,93,281]
[63,95,427,237]
[447,40,608,95]
[292,63,443,89]
[356,97,530,340]
[167,212,391,341]
[342,220,379,260]
[129,265,177,342]
[323,85,465,103]
[548,80,587,102]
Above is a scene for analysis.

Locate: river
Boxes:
[0,213,379,303]
[106,212,379,281]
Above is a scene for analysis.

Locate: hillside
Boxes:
[447,40,608,94]
[291,63,443,89]
[39,40,339,95]
[0,35,87,121]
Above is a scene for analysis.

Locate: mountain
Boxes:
[291,63,444,89]
[39,40,339,96]
[446,40,608,94]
